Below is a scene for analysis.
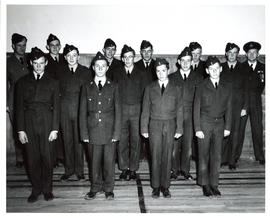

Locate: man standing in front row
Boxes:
[141,58,183,198]
[114,45,144,181]
[80,52,121,200]
[16,47,59,203]
[194,56,232,197]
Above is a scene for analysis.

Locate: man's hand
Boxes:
[18,131,28,144]
[240,109,247,117]
[174,133,182,139]
[195,131,205,139]
[83,139,89,143]
[48,131,58,142]
[142,133,149,138]
[224,130,230,137]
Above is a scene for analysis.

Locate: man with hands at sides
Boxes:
[16,47,59,203]
[141,58,183,199]
[194,56,232,197]
[80,52,121,200]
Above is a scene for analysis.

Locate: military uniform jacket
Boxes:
[16,72,60,132]
[242,61,265,95]
[79,79,121,145]
[141,80,183,135]
[193,78,232,132]
[45,53,66,79]
[57,64,92,117]
[221,61,248,110]
[135,59,157,86]
[106,58,123,80]
[169,69,203,108]
[113,65,145,105]
[7,54,29,111]
[192,60,207,78]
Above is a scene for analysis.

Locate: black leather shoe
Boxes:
[161,188,171,198]
[259,160,265,165]
[16,161,24,168]
[181,171,194,180]
[171,171,178,180]
[84,191,96,200]
[77,174,85,181]
[211,186,221,196]
[119,170,129,180]
[129,171,137,180]
[202,185,213,197]
[229,164,236,170]
[27,193,39,203]
[105,192,114,200]
[60,174,71,181]
[152,188,160,199]
[44,192,54,201]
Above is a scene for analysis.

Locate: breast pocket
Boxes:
[165,95,176,110]
[87,97,96,112]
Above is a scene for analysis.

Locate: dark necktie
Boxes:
[127,70,130,78]
[215,82,218,89]
[194,64,197,70]
[19,57,24,65]
[36,74,40,81]
[250,64,254,71]
[161,83,165,95]
[183,73,187,81]
[145,62,149,68]
[54,57,58,63]
[230,65,233,71]
[71,68,74,74]
[98,80,102,91]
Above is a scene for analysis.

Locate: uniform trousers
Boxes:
[89,142,116,193]
[238,94,264,161]
[149,119,175,189]
[61,111,84,176]
[24,109,54,195]
[118,104,141,171]
[172,107,193,174]
[197,119,223,186]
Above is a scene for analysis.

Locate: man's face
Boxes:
[206,63,222,80]
[93,60,108,77]
[12,39,27,56]
[122,51,135,68]
[246,49,259,62]
[140,46,153,62]
[31,57,47,75]
[65,50,79,66]
[178,56,192,71]
[47,40,61,55]
[226,48,239,63]
[103,46,116,60]
[191,48,202,63]
[156,64,169,82]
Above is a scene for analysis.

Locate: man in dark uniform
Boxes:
[141,58,183,198]
[101,38,122,80]
[58,44,92,181]
[45,33,66,79]
[194,56,232,197]
[45,34,66,167]
[238,41,265,165]
[169,47,203,180]
[220,43,248,169]
[189,42,207,78]
[7,33,29,168]
[80,52,121,200]
[113,45,144,181]
[135,40,157,161]
[16,47,59,202]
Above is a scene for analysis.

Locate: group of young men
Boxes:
[7,33,265,203]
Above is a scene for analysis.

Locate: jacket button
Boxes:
[98,102,101,105]
[98,119,101,122]
[99,93,101,96]
[98,111,101,113]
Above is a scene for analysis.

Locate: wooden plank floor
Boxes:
[6,157,265,213]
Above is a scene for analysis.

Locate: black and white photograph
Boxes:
[1,0,267,214]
